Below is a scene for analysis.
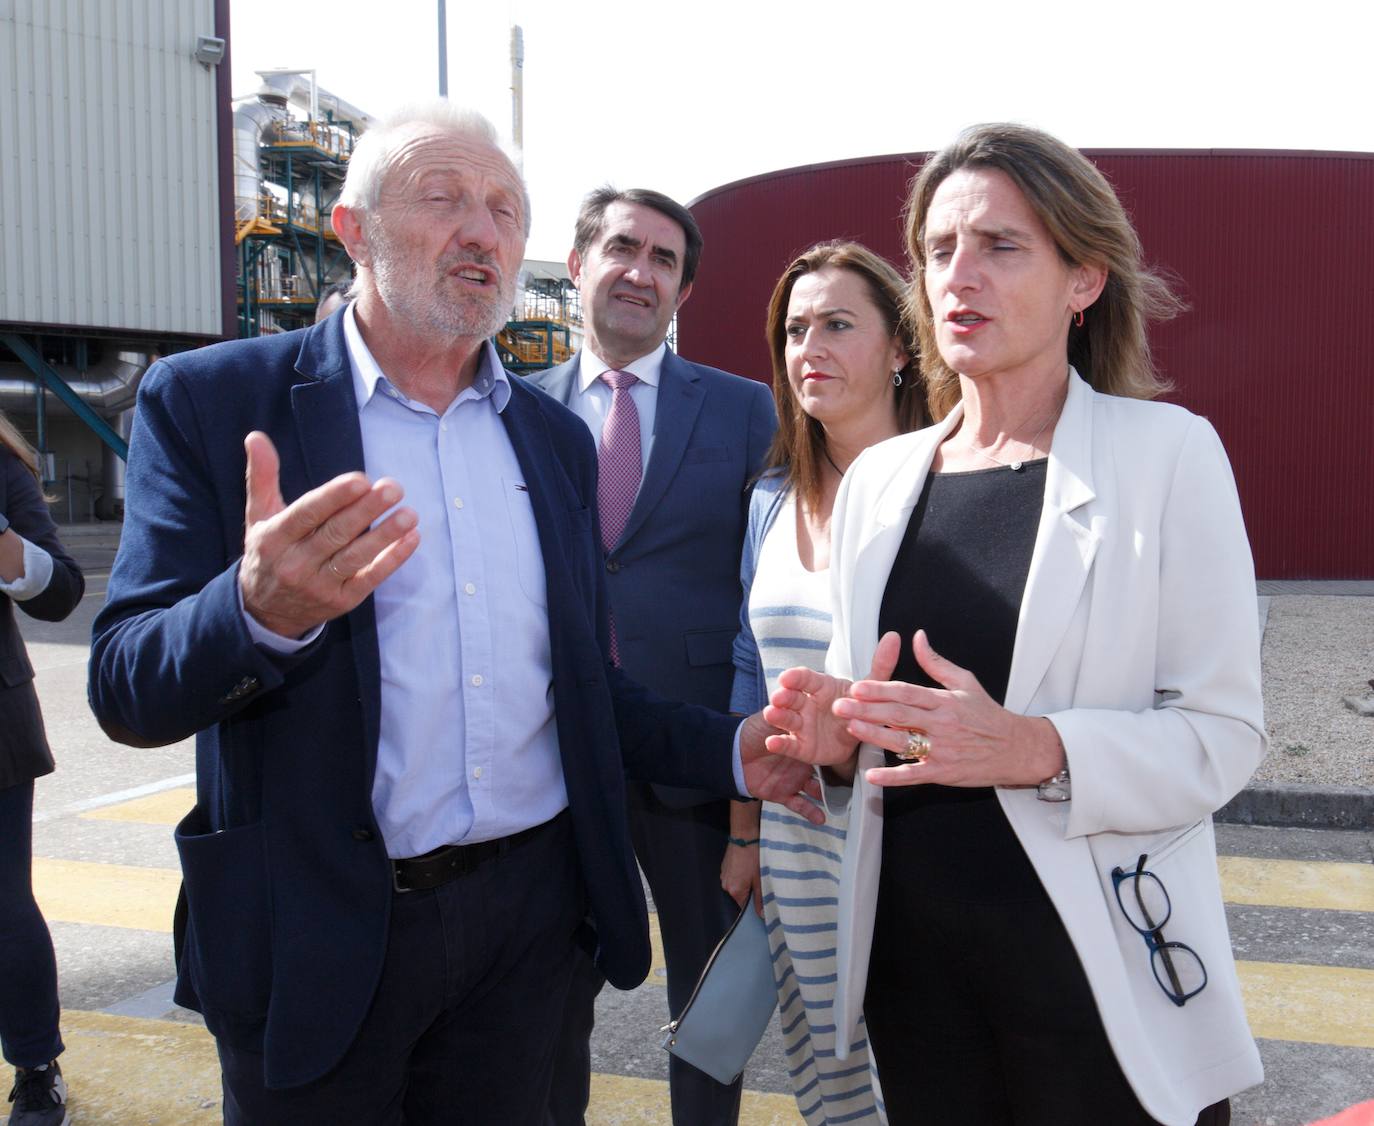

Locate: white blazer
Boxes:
[824,369,1265,1126]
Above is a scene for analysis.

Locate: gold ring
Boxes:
[897,729,931,763]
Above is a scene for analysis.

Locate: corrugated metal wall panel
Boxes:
[683,150,1374,580]
[0,0,221,336]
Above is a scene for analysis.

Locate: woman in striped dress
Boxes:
[727,242,926,1125]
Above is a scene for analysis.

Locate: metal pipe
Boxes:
[438,1,448,96]
[0,350,150,416]
[233,97,284,222]
[97,409,133,519]
[255,71,372,133]
[510,25,524,163]
[34,364,46,459]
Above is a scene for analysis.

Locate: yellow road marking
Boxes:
[589,1073,801,1124]
[34,859,179,932]
[1220,856,1374,913]
[54,1011,803,1122]
[53,1010,221,1123]
[1237,960,1374,1049]
[81,787,194,825]
[648,912,667,986]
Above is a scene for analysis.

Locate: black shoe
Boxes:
[7,1061,70,1126]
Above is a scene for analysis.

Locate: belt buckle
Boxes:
[392,863,414,894]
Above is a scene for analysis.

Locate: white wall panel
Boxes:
[0,0,222,335]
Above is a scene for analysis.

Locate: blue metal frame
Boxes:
[0,333,129,460]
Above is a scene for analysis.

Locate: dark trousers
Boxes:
[864,792,1229,1126]
[546,783,742,1126]
[0,781,63,1070]
[219,811,584,1125]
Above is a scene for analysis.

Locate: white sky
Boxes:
[229,0,1372,262]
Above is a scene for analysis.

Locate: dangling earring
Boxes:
[1073,309,1085,328]
[892,369,903,387]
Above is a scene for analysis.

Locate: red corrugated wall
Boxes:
[682,150,1374,580]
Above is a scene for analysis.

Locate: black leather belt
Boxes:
[390,810,566,893]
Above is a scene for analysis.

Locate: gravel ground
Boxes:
[1256,596,1374,788]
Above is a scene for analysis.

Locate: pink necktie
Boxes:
[598,369,641,665]
[598,370,642,550]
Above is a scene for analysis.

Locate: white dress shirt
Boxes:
[0,535,53,600]
[565,341,667,478]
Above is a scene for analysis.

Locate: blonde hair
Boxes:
[904,123,1184,419]
[762,241,927,514]
[0,410,42,483]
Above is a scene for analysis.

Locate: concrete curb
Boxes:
[1217,782,1374,831]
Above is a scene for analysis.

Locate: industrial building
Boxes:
[0,1,576,521]
[683,150,1374,580]
[233,72,369,337]
[0,0,232,521]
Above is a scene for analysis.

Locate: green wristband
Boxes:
[727,836,760,847]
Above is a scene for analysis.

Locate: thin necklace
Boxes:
[966,392,1065,472]
[822,447,844,476]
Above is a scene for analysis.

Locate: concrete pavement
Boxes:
[4,525,1371,1124]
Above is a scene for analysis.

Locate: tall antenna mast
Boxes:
[510,24,524,168]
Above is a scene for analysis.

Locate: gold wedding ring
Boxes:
[897,729,931,763]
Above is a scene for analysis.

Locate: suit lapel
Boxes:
[532,358,578,408]
[1003,372,1101,715]
[290,318,367,486]
[289,319,382,767]
[616,350,703,548]
[499,381,578,618]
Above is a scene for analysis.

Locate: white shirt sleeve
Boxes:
[0,534,55,600]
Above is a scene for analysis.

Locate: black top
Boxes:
[0,445,85,788]
[877,459,1046,808]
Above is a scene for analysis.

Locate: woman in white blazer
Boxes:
[764,124,1265,1126]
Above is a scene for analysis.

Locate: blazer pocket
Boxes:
[684,628,736,668]
[683,445,730,466]
[175,809,273,1020]
[1110,818,1207,873]
[564,505,592,536]
[1104,819,1214,966]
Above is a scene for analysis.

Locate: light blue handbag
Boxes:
[660,901,778,1084]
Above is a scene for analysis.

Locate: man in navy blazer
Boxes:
[530,188,775,1126]
[87,104,812,1124]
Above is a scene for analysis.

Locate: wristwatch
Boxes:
[0,512,10,536]
[1037,765,1071,803]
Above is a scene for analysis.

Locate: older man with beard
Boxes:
[88,101,820,1125]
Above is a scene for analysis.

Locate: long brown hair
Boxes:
[763,241,927,514]
[0,410,43,484]
[904,123,1185,419]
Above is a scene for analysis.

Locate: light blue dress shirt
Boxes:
[247,306,567,857]
[245,315,752,851]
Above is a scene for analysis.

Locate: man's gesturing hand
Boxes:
[238,431,420,639]
[762,632,903,765]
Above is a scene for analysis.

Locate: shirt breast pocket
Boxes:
[502,477,548,609]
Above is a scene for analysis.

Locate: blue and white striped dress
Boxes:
[749,492,885,1125]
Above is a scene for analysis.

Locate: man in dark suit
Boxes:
[87,103,815,1125]
[530,189,775,1126]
